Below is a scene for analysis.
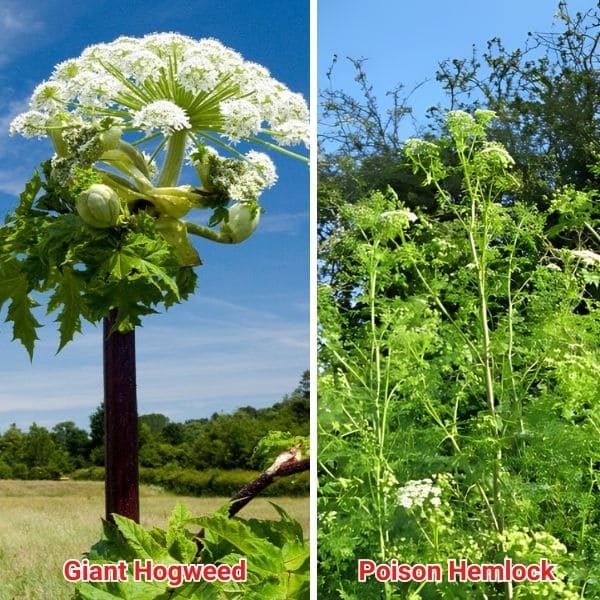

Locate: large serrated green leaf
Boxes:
[51,268,83,352]
[168,535,199,565]
[243,579,299,600]
[106,243,179,299]
[191,514,284,576]
[166,580,222,600]
[112,514,169,561]
[168,503,194,529]
[166,503,197,564]
[76,582,126,600]
[143,259,180,298]
[269,503,306,543]
[76,579,168,600]
[238,505,305,552]
[0,259,22,309]
[15,169,42,217]
[281,540,309,572]
[87,519,138,563]
[112,580,170,600]
[5,274,40,358]
[283,571,310,599]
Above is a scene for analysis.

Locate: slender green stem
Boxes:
[506,226,525,434]
[459,146,497,425]
[185,221,231,243]
[459,145,511,600]
[394,222,485,365]
[584,221,600,245]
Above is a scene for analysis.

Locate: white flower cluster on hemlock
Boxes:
[9,33,309,150]
[397,477,443,510]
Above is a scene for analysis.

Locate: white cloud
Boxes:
[0,3,43,65]
[260,211,309,234]
[0,5,37,32]
[0,95,51,195]
[0,169,29,195]
[0,95,61,201]
[0,296,308,431]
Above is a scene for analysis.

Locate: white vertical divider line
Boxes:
[309,0,319,598]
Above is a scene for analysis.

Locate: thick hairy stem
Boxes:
[103,310,139,523]
[228,459,310,518]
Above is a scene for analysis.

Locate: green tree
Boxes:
[138,413,170,434]
[191,413,259,469]
[51,421,91,468]
[320,2,600,268]
[0,424,27,477]
[88,404,105,466]
[435,1,600,210]
[161,421,185,445]
[24,423,70,478]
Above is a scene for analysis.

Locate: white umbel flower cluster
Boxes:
[397,477,442,509]
[479,141,515,168]
[219,99,263,142]
[9,110,55,139]
[379,209,418,223]
[9,32,309,150]
[132,100,191,135]
[571,249,600,266]
[206,149,278,203]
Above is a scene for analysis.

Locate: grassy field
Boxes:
[0,480,309,599]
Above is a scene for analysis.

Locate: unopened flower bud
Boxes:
[76,183,122,228]
[220,202,260,243]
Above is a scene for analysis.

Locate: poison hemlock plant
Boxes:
[318,111,599,599]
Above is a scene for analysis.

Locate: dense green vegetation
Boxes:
[0,371,309,496]
[318,3,599,599]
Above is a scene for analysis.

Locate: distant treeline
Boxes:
[0,371,309,495]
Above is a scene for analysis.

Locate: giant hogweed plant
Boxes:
[318,111,600,599]
[1,33,308,352]
[0,34,310,599]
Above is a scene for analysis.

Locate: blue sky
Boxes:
[0,0,309,432]
[319,0,595,137]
